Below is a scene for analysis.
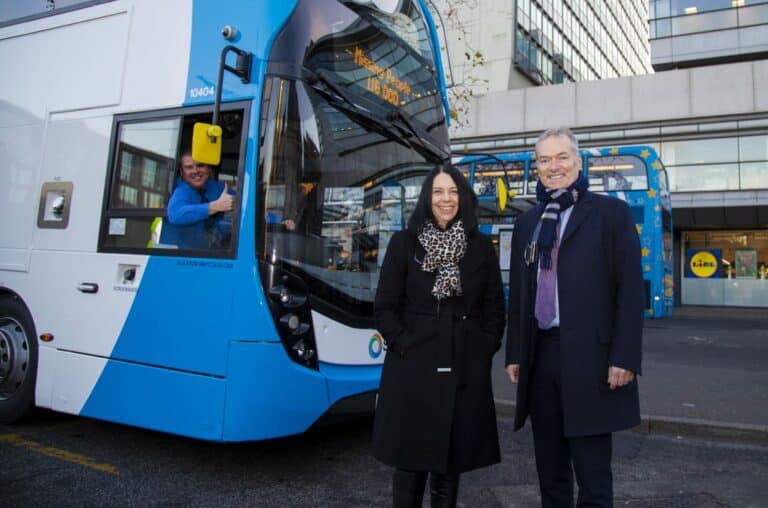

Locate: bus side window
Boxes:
[98,105,247,257]
[587,155,648,192]
[99,117,180,252]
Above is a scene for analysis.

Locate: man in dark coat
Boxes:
[505,127,643,507]
[373,164,506,507]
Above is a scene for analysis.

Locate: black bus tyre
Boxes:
[0,295,38,424]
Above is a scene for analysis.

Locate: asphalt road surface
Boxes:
[2,408,767,507]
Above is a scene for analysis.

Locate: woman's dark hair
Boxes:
[407,164,478,235]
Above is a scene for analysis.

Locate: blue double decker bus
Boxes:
[457,146,673,318]
[0,0,451,440]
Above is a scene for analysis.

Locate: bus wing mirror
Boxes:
[496,178,516,212]
[192,122,222,166]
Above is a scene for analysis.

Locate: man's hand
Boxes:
[506,364,519,384]
[607,366,634,390]
[209,184,234,215]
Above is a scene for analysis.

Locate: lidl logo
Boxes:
[689,251,718,278]
[369,333,383,359]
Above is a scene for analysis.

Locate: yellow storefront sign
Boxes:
[689,251,718,278]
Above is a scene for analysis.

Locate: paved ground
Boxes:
[3,410,768,507]
[492,306,768,443]
[2,305,767,507]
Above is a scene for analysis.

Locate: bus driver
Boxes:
[161,151,235,249]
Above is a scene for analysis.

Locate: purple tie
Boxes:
[535,223,559,329]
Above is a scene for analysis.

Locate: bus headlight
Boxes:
[285,313,300,331]
[260,261,319,370]
[292,339,315,361]
[279,312,309,335]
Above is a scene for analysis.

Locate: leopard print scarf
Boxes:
[418,220,467,300]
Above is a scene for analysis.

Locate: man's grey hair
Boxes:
[535,127,580,156]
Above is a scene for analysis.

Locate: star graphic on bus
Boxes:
[610,147,619,155]
[642,247,650,257]
[647,189,656,198]
[636,225,643,234]
[641,149,651,158]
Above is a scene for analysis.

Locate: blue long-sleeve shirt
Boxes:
[160,178,234,250]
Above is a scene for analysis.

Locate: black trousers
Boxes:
[529,329,613,508]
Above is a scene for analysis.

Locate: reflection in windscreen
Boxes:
[258,0,448,322]
[258,76,437,317]
[342,0,434,62]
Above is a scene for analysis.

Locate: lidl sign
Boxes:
[685,249,721,278]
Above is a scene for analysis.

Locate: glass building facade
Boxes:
[514,0,653,85]
[650,0,768,39]
[649,0,768,70]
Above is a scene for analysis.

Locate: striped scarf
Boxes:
[535,173,589,269]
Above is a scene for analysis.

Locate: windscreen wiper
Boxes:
[387,107,450,163]
[305,69,446,163]
[305,69,410,146]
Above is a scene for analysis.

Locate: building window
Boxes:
[669,163,740,191]
[661,135,768,192]
[671,9,737,35]
[662,137,738,166]
[682,230,768,307]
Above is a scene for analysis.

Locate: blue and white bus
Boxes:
[0,0,452,440]
[456,146,674,318]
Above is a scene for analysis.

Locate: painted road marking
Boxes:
[0,433,120,475]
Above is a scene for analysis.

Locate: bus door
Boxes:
[29,112,133,413]
[37,105,248,419]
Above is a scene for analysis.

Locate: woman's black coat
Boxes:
[372,228,506,474]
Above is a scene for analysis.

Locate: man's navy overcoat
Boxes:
[506,190,644,437]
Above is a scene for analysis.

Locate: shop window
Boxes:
[682,230,768,282]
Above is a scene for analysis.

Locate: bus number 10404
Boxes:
[189,86,215,98]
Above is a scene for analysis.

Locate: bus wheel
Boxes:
[0,296,38,424]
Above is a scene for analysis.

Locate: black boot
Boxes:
[429,472,460,508]
[393,469,427,508]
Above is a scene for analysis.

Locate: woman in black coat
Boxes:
[372,164,506,507]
